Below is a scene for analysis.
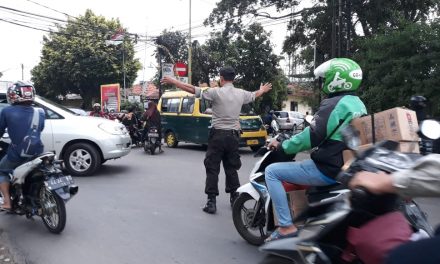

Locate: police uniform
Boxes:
[194,83,256,197]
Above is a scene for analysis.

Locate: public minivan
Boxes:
[158,90,267,151]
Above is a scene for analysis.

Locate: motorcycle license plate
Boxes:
[46,176,74,190]
[148,133,159,137]
[246,139,259,145]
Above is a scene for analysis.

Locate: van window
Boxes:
[200,99,212,114]
[181,98,195,113]
[162,98,180,113]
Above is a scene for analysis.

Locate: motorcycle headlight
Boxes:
[98,123,126,135]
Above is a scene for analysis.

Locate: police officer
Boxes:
[161,67,272,214]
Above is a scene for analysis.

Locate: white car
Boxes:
[273,111,305,131]
[0,96,131,176]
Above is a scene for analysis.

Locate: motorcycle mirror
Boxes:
[341,125,361,151]
[271,120,279,132]
[420,120,440,140]
[304,115,314,125]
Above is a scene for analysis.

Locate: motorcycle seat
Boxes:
[306,183,343,195]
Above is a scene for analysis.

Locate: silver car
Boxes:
[0,95,131,176]
[273,111,305,131]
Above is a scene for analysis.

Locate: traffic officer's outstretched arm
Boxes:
[161,76,196,94]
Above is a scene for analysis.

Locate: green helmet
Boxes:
[314,58,362,94]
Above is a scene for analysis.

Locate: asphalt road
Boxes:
[0,144,439,264]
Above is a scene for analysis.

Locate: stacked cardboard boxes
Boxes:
[350,107,420,153]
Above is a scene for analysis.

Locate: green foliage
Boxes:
[31,10,141,107]
[154,24,288,114]
[355,21,440,117]
[120,100,143,112]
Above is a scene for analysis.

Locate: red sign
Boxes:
[100,84,121,112]
[175,62,187,77]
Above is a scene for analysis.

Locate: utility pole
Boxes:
[346,0,351,56]
[331,0,336,58]
[338,0,342,57]
[21,64,24,80]
[188,0,192,85]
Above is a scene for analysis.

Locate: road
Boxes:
[0,144,439,264]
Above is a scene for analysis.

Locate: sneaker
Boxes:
[202,197,216,214]
[230,192,239,207]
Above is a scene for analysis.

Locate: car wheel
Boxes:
[63,142,101,176]
[165,131,178,148]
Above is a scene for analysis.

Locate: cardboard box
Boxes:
[397,141,420,154]
[351,107,419,145]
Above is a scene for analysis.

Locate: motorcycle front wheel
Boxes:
[232,193,268,246]
[39,186,66,234]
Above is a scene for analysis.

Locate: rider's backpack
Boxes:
[16,108,43,158]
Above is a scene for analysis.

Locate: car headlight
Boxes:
[98,123,126,135]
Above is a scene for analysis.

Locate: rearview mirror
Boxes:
[271,120,279,133]
[420,120,440,140]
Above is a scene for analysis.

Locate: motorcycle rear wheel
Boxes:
[232,193,267,246]
[39,186,66,234]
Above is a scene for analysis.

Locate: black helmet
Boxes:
[7,81,36,105]
[410,95,427,109]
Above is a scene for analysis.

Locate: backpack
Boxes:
[17,108,44,158]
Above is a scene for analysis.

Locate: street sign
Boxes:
[175,62,187,77]
[162,63,174,78]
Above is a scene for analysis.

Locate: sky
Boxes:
[0,0,296,84]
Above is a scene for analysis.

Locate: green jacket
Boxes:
[282,92,367,178]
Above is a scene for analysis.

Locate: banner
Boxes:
[100,84,121,112]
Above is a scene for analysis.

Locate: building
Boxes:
[282,82,316,115]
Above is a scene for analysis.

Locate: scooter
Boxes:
[258,121,437,264]
[232,120,347,245]
[143,126,161,155]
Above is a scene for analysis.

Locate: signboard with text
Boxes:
[100,83,121,112]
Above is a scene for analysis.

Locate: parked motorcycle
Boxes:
[258,121,436,264]
[232,120,347,245]
[144,126,161,155]
[0,141,78,233]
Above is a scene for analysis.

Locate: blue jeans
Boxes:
[265,159,336,227]
[0,156,21,183]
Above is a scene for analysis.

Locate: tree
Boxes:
[205,0,439,64]
[355,21,440,117]
[31,10,141,108]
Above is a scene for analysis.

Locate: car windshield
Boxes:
[36,96,77,115]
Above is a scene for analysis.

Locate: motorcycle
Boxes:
[232,120,347,245]
[0,141,78,233]
[258,121,437,264]
[143,126,161,155]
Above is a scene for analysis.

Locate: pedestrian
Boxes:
[142,101,163,152]
[0,81,45,210]
[161,66,272,214]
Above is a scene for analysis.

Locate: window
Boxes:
[33,103,63,119]
[200,99,212,114]
[290,101,298,111]
[181,98,195,113]
[161,98,180,113]
[279,111,288,118]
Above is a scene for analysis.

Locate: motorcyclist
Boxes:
[0,81,45,211]
[89,103,106,118]
[264,58,367,242]
[142,101,162,152]
[122,106,140,146]
[350,154,440,264]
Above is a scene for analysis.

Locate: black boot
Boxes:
[203,195,216,214]
[230,191,239,207]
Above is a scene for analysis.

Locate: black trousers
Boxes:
[204,128,241,196]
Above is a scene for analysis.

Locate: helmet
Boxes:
[314,58,362,94]
[93,103,101,108]
[410,95,427,109]
[7,81,36,104]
